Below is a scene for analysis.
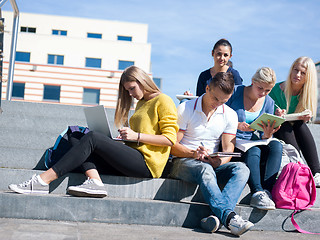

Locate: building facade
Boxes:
[1,11,154,108]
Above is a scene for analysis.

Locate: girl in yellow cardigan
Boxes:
[9,66,178,197]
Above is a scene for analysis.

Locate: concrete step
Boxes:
[0,101,121,169]
[0,168,204,203]
[2,168,320,208]
[0,191,210,228]
[0,100,86,118]
[0,113,87,134]
[0,129,58,149]
[0,100,117,127]
[1,100,320,233]
[0,191,319,233]
[0,147,46,169]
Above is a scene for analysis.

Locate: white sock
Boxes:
[91,178,104,186]
[37,175,48,186]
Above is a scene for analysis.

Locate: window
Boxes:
[15,52,30,62]
[20,27,36,33]
[83,88,100,105]
[52,29,67,36]
[153,77,162,89]
[117,35,132,41]
[87,33,102,39]
[43,85,60,102]
[48,54,64,65]
[12,82,25,99]
[85,57,102,68]
[118,60,134,70]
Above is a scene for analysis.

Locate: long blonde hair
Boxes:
[114,66,160,128]
[284,57,318,121]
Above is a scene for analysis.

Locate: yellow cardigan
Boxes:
[127,93,178,178]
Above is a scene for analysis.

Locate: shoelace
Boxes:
[258,192,268,200]
[81,178,94,185]
[19,175,37,187]
[232,215,241,224]
[233,215,249,227]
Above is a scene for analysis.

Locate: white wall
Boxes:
[2,11,151,73]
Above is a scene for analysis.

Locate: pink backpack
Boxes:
[272,162,318,234]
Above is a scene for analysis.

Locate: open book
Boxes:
[249,113,285,131]
[283,110,310,121]
[236,138,280,152]
[249,111,311,132]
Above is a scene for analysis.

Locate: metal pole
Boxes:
[6,0,19,101]
[0,7,3,112]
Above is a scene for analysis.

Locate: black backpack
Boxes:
[44,126,90,169]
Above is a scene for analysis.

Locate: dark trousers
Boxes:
[241,140,282,193]
[52,131,152,178]
[274,121,320,175]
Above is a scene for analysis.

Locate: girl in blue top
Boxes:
[182,39,243,98]
[195,39,243,96]
[227,67,282,211]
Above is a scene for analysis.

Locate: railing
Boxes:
[0,0,19,112]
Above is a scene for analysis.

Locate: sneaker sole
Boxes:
[8,185,49,195]
[201,216,220,233]
[67,188,107,198]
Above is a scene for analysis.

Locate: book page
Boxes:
[235,138,279,152]
[284,110,310,121]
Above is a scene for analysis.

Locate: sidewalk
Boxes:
[0,218,318,240]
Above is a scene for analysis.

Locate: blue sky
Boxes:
[3,0,320,104]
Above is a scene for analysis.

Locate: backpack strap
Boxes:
[291,210,320,235]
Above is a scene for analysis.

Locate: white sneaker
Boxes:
[228,215,254,236]
[314,173,320,188]
[250,191,276,210]
[67,178,107,198]
[8,174,49,194]
[200,215,221,233]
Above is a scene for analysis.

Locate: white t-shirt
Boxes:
[177,95,238,153]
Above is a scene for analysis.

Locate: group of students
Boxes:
[8,39,319,237]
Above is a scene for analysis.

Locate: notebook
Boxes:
[249,113,285,132]
[84,105,136,142]
[176,95,198,101]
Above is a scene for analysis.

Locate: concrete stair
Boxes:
[1,100,320,233]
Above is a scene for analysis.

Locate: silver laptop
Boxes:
[84,105,136,142]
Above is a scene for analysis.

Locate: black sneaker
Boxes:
[200,215,221,233]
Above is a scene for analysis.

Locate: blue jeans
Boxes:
[243,140,282,193]
[170,159,249,227]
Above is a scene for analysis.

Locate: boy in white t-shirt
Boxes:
[170,72,253,236]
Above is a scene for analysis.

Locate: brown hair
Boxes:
[208,72,235,95]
